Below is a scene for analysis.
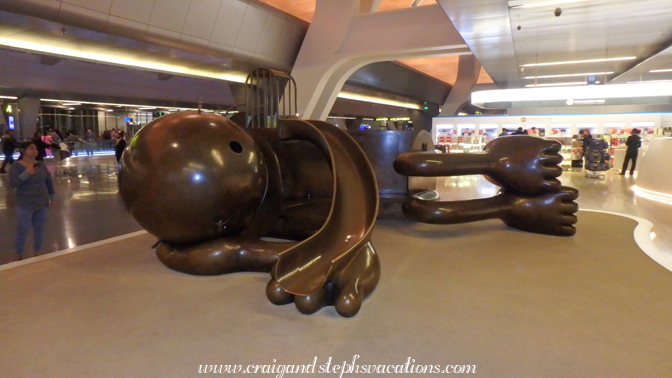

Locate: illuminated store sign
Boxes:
[375,117,411,121]
[566,99,606,105]
[472,82,672,108]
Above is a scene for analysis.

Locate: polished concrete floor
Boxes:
[0,156,670,264]
[2,209,672,378]
[436,170,672,259]
[0,155,143,263]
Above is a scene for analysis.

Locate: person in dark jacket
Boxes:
[114,131,127,164]
[620,129,642,176]
[581,129,594,168]
[31,131,55,161]
[1,129,20,173]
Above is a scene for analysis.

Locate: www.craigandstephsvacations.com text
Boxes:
[198,356,476,377]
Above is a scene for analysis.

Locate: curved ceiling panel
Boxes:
[0,0,308,72]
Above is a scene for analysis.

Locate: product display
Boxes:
[570,135,584,171]
[584,136,610,178]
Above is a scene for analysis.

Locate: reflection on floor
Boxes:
[0,156,142,263]
[0,156,670,264]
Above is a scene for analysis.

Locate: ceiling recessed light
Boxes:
[524,72,613,79]
[40,98,202,111]
[0,37,248,83]
[525,81,588,87]
[649,69,672,73]
[337,92,421,109]
[627,80,672,84]
[509,0,590,9]
[520,57,636,67]
[472,82,672,106]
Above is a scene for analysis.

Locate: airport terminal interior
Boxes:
[2,1,672,377]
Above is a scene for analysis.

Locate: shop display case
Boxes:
[434,126,453,153]
[546,136,573,170]
[457,133,486,153]
[547,125,572,137]
[570,135,584,171]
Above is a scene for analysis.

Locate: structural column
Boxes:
[18,97,40,139]
[291,0,470,120]
[440,55,481,116]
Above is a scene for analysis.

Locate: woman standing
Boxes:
[8,141,56,262]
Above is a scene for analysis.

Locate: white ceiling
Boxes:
[1,0,672,108]
[438,0,672,89]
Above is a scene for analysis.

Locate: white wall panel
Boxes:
[182,0,221,40]
[58,3,110,31]
[109,0,155,24]
[0,23,33,38]
[0,0,61,19]
[232,46,255,60]
[204,40,233,56]
[210,0,246,47]
[148,0,190,33]
[255,13,283,56]
[274,21,304,61]
[105,15,149,38]
[252,53,289,72]
[144,25,180,47]
[234,4,266,52]
[62,0,113,14]
[175,34,209,54]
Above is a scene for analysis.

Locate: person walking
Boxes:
[1,129,20,173]
[620,129,642,176]
[8,141,57,262]
[49,129,62,164]
[83,128,95,156]
[66,131,80,156]
[581,129,594,169]
[32,131,54,161]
